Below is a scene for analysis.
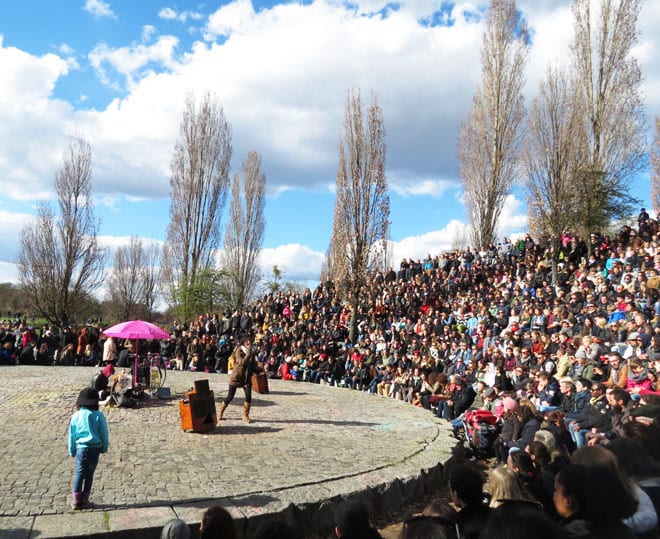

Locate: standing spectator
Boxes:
[77,327,89,365]
[68,387,109,510]
[103,336,117,364]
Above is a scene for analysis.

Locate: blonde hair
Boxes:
[488,467,526,508]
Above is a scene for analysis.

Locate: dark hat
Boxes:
[483,387,496,398]
[76,387,99,408]
[630,404,660,419]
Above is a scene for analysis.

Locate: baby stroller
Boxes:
[461,409,500,458]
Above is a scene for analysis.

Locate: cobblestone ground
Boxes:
[0,365,454,532]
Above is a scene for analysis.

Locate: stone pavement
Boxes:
[0,366,457,538]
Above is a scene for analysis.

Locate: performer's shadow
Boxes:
[214,424,282,435]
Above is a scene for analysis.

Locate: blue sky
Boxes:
[0,0,658,289]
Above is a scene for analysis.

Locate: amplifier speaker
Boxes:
[251,373,269,394]
[179,379,217,433]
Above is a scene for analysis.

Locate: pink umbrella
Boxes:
[102,320,171,384]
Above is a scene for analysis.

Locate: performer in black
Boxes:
[218,335,257,423]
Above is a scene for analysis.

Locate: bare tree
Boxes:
[327,89,389,342]
[524,66,584,283]
[18,137,105,327]
[161,91,232,321]
[458,0,528,250]
[652,117,660,216]
[221,150,266,310]
[570,0,646,234]
[106,237,161,321]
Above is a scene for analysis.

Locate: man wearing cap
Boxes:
[623,332,644,359]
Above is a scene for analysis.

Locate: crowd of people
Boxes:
[4,208,660,537]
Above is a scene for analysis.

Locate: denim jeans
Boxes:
[436,400,455,420]
[73,446,101,494]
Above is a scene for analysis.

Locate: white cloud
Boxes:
[3,0,657,203]
[142,25,156,43]
[88,35,179,89]
[84,0,117,20]
[158,7,177,20]
[389,194,528,262]
[391,179,454,198]
[204,0,256,39]
[0,208,35,262]
[259,243,325,281]
[0,261,18,284]
[97,234,163,253]
[0,0,656,251]
[159,7,204,23]
[58,43,75,55]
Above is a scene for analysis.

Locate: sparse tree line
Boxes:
[10,0,660,343]
[16,92,268,328]
[460,0,654,276]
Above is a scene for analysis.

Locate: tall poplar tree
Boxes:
[327,89,389,343]
[18,137,105,327]
[458,0,528,249]
[221,150,266,311]
[570,0,646,234]
[524,66,584,282]
[652,117,660,215]
[161,91,232,321]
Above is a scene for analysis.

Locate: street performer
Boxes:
[218,335,258,423]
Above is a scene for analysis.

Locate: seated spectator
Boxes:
[572,445,658,537]
[508,404,541,452]
[333,498,382,538]
[199,505,236,539]
[606,352,629,389]
[116,342,134,368]
[480,500,564,539]
[436,377,475,420]
[493,397,521,465]
[253,520,300,539]
[449,464,490,539]
[507,450,550,511]
[487,466,537,508]
[554,464,636,538]
[606,437,660,535]
[160,518,191,539]
[398,515,456,539]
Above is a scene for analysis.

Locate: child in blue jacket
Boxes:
[68,387,109,510]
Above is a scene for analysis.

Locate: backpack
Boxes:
[118,392,137,408]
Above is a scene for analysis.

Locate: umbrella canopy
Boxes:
[102,320,171,341]
[102,320,171,386]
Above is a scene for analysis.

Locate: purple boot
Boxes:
[71,492,83,510]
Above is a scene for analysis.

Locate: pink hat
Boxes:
[502,397,518,411]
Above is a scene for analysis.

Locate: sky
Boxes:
[0,0,659,291]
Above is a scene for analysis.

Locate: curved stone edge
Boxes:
[2,422,460,539]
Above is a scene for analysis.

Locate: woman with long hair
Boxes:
[554,464,636,538]
[572,445,657,537]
